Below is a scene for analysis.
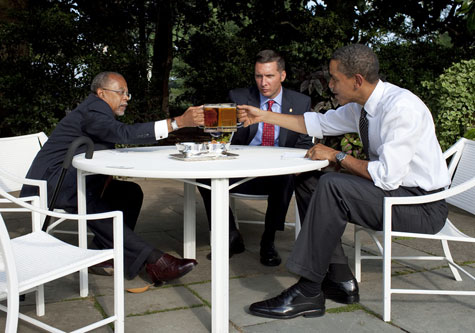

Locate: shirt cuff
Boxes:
[303,112,323,138]
[154,120,169,140]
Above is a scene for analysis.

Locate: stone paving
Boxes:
[1,178,474,332]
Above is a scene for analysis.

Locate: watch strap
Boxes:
[171,118,179,131]
[336,151,347,165]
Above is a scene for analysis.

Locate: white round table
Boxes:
[73,145,328,332]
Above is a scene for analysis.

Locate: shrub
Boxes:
[422,59,475,151]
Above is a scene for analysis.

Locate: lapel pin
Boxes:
[289,108,293,113]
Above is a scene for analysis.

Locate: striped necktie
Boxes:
[359,108,369,159]
[261,100,275,146]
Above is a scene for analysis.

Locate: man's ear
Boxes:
[354,74,364,88]
[280,70,287,82]
[97,88,105,99]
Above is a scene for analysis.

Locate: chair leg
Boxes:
[229,196,240,230]
[6,292,20,333]
[383,230,392,322]
[294,200,300,239]
[441,239,462,281]
[35,285,45,316]
[354,227,363,283]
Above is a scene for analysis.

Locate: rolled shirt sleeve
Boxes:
[303,104,359,139]
[301,81,450,191]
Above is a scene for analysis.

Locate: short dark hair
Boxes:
[331,44,379,83]
[255,50,285,72]
[90,71,123,93]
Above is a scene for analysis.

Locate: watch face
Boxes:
[336,152,347,163]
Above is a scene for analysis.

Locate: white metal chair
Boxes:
[227,134,315,239]
[0,132,88,236]
[0,185,124,332]
[353,138,475,321]
[229,193,301,239]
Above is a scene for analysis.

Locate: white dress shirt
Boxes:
[304,80,450,191]
[250,88,283,146]
[153,120,169,140]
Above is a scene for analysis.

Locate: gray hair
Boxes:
[331,44,379,83]
[256,50,285,72]
[90,72,123,93]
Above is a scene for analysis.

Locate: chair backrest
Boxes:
[446,138,475,215]
[0,132,48,192]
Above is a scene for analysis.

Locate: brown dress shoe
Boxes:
[146,254,197,283]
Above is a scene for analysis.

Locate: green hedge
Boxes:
[422,59,475,151]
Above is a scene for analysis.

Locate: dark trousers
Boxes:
[197,175,295,233]
[61,177,154,279]
[287,171,448,284]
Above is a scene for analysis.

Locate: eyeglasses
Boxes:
[102,88,131,100]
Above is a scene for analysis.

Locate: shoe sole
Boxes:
[324,293,359,304]
[249,307,325,319]
[260,257,281,266]
[156,263,197,283]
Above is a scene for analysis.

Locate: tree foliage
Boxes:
[0,0,473,141]
[422,59,475,150]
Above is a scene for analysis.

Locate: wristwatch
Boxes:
[170,118,179,131]
[335,151,347,165]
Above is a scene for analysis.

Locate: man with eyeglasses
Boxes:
[22,71,204,284]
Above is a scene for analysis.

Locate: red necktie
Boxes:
[261,100,275,146]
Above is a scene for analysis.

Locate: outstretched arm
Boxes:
[237,104,308,135]
[167,105,204,131]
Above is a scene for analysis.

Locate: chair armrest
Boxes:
[0,168,48,210]
[381,176,475,235]
[385,177,475,207]
[0,187,122,227]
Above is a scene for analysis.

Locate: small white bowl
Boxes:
[205,142,230,153]
[176,142,205,157]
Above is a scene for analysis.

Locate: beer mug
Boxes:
[203,103,242,133]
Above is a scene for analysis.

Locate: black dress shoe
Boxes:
[230,229,245,256]
[260,241,281,266]
[321,276,359,304]
[249,283,325,319]
[207,229,245,260]
[146,254,197,283]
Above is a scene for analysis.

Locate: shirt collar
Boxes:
[363,80,384,116]
[259,87,283,109]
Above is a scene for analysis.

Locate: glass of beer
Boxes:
[203,103,241,133]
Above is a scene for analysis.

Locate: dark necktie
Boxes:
[359,108,370,159]
[261,100,275,146]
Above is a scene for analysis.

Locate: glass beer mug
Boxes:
[203,103,242,133]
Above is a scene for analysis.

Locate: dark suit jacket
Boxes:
[229,86,313,149]
[21,93,159,210]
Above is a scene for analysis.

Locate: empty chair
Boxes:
[0,185,124,332]
[229,192,301,239]
[0,132,49,211]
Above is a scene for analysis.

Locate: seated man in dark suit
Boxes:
[21,71,204,284]
[238,44,450,319]
[198,50,313,266]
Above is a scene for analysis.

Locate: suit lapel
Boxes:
[279,88,290,146]
[247,88,261,143]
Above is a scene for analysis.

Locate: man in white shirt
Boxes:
[237,44,450,319]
